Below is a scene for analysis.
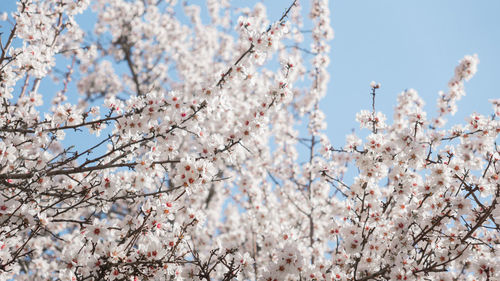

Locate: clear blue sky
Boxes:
[323,0,500,145]
[1,0,499,148]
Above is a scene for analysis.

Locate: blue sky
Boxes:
[1,0,498,148]
[323,0,500,145]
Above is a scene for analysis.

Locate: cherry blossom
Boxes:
[0,0,498,280]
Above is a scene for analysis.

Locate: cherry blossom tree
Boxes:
[0,0,498,280]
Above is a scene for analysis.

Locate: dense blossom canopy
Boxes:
[0,0,498,280]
